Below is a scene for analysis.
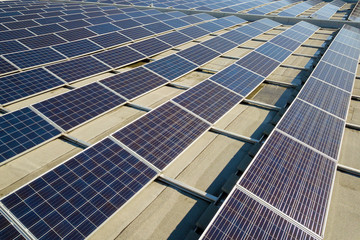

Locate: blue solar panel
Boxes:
[177,45,220,65]
[0,40,28,55]
[180,15,203,24]
[197,21,223,32]
[144,54,198,81]
[236,51,280,77]
[100,66,168,100]
[87,23,120,34]
[59,19,90,29]
[34,83,126,131]
[179,26,210,39]
[163,18,189,28]
[52,39,102,58]
[157,31,192,47]
[0,68,64,105]
[210,64,265,97]
[19,34,66,49]
[255,42,292,62]
[134,16,158,25]
[270,35,301,51]
[0,211,25,240]
[112,18,141,29]
[193,13,216,21]
[126,11,146,18]
[4,19,39,29]
[173,80,243,123]
[1,137,157,239]
[201,36,237,54]
[236,25,262,37]
[143,22,172,34]
[129,38,171,57]
[212,18,235,28]
[120,26,154,40]
[107,13,129,21]
[152,13,173,21]
[277,99,344,159]
[84,11,106,17]
[89,32,131,48]
[56,27,96,41]
[330,41,360,60]
[35,16,64,25]
[201,188,317,240]
[28,23,66,35]
[0,29,34,41]
[46,56,111,83]
[93,46,145,68]
[221,30,251,44]
[61,13,87,21]
[0,107,61,163]
[239,130,336,235]
[322,49,358,73]
[281,29,309,43]
[4,47,65,69]
[112,101,210,170]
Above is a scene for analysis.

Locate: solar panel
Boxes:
[87,23,120,34]
[201,36,237,54]
[112,19,141,29]
[212,18,236,28]
[89,32,131,48]
[201,188,317,240]
[142,22,172,34]
[56,27,96,41]
[173,80,243,123]
[35,16,64,25]
[180,15,203,24]
[19,34,66,49]
[312,61,355,92]
[298,77,350,119]
[100,66,168,100]
[33,83,126,131]
[59,19,90,29]
[162,18,189,29]
[179,26,210,39]
[28,23,66,35]
[61,13,87,21]
[197,21,223,32]
[0,40,28,55]
[152,13,173,21]
[0,107,61,164]
[3,47,65,69]
[156,31,192,47]
[193,13,216,21]
[112,101,210,170]
[0,68,64,105]
[144,54,198,81]
[270,35,302,51]
[0,137,157,239]
[107,13,129,21]
[221,30,252,44]
[239,130,336,235]
[93,46,145,69]
[167,11,186,17]
[236,25,262,37]
[127,11,146,18]
[52,39,102,58]
[255,42,292,62]
[321,49,358,73]
[46,56,110,83]
[210,64,265,96]
[0,211,25,240]
[329,41,360,60]
[236,51,280,77]
[120,26,154,40]
[0,29,34,41]
[4,19,39,29]
[281,29,310,43]
[84,11,106,18]
[177,44,220,65]
[277,99,344,159]
[133,15,157,25]
[129,38,171,57]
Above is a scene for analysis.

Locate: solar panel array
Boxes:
[348,0,360,21]
[310,0,345,19]
[278,0,321,17]
[201,24,360,240]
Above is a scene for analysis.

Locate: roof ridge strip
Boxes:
[235,186,323,240]
[170,99,212,126]
[0,204,35,240]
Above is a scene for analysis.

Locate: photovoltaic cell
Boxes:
[0,41,28,55]
[46,56,111,83]
[255,42,292,62]
[4,47,65,69]
[239,130,336,235]
[0,211,25,240]
[34,83,126,131]
[93,46,145,68]
[157,31,192,47]
[0,107,61,163]
[201,37,237,54]
[52,39,102,58]
[210,64,264,96]
[179,26,210,39]
[113,102,210,170]
[298,77,350,119]
[221,30,251,45]
[177,44,220,65]
[0,68,64,105]
[201,188,316,240]
[129,38,171,57]
[56,28,96,42]
[236,51,280,77]
[277,99,344,159]
[144,54,198,81]
[19,34,66,49]
[312,61,354,92]
[0,137,157,239]
[120,26,154,40]
[173,80,243,123]
[100,67,168,100]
